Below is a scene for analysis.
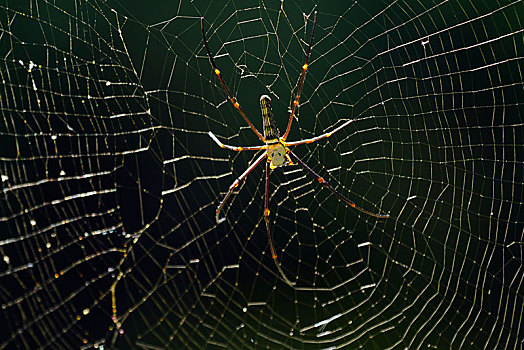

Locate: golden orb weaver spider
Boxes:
[202,12,389,286]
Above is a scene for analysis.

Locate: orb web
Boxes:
[0,0,522,349]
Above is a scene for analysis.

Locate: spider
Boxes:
[201,12,389,286]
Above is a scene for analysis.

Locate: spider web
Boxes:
[1,0,522,349]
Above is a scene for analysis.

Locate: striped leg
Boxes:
[284,119,354,147]
[209,132,266,151]
[288,150,389,218]
[265,160,295,286]
[215,152,266,223]
[201,18,265,141]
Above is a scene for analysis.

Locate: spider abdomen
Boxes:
[260,95,280,141]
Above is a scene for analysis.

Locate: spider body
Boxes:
[260,95,289,168]
[201,13,388,286]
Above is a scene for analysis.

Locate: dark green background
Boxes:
[0,0,522,349]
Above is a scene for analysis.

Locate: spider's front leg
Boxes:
[264,160,296,286]
[264,160,274,257]
[215,152,266,223]
[288,150,390,219]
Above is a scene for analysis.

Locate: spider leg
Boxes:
[282,11,317,141]
[284,119,354,147]
[288,150,390,218]
[201,18,265,142]
[209,131,267,151]
[216,152,267,223]
[265,160,296,286]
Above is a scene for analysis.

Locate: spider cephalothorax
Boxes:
[266,142,287,169]
[201,12,389,286]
